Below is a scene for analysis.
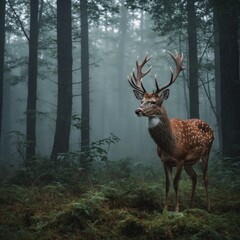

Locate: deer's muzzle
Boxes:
[135,108,143,117]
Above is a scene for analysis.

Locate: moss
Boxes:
[100,181,163,212]
[118,215,146,238]
[0,177,240,239]
[0,184,28,204]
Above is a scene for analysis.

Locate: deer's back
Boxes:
[158,118,214,166]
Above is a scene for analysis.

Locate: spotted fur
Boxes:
[135,97,214,212]
[129,52,214,212]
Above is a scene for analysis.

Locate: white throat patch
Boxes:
[147,116,161,128]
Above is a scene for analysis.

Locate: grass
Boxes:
[0,174,240,240]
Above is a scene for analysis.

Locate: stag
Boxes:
[128,51,214,212]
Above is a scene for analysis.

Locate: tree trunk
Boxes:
[186,0,199,119]
[51,0,72,160]
[116,0,127,130]
[0,0,5,143]
[214,0,240,157]
[212,4,222,148]
[26,0,39,162]
[117,0,127,86]
[80,0,90,151]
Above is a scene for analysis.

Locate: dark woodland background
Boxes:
[0,0,240,239]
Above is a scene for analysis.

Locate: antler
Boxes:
[128,54,152,93]
[154,51,184,95]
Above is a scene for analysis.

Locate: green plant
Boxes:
[8,130,27,165]
[57,133,120,170]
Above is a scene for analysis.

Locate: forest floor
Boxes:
[0,160,240,240]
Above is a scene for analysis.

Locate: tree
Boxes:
[0,0,6,142]
[212,0,222,147]
[80,0,90,151]
[51,0,72,160]
[213,0,240,157]
[26,0,39,162]
[126,0,210,118]
[186,0,199,118]
[116,0,127,127]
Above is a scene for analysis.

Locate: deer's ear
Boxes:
[160,89,170,100]
[133,90,144,100]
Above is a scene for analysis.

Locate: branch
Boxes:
[72,90,94,97]
[198,78,214,88]
[7,0,29,42]
[73,81,82,84]
[46,0,56,18]
[72,58,103,72]
[37,97,57,107]
[198,33,214,66]
[199,75,217,118]
[38,0,44,30]
[38,72,57,84]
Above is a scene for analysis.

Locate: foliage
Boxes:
[8,130,27,164]
[126,0,212,38]
[7,133,120,188]
[4,132,240,239]
[57,133,120,170]
[127,0,187,36]
[0,163,240,239]
[210,155,240,192]
[72,0,119,22]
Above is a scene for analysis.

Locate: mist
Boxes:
[0,1,240,239]
[0,1,220,166]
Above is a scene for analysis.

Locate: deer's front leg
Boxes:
[173,164,183,212]
[164,164,172,211]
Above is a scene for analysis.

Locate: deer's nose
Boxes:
[135,108,143,116]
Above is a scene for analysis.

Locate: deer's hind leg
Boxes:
[201,147,212,212]
[184,166,197,208]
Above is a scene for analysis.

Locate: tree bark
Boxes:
[214,0,240,157]
[80,0,90,151]
[116,0,127,131]
[212,3,222,148]
[26,0,39,162]
[0,0,5,142]
[186,0,199,119]
[51,0,72,160]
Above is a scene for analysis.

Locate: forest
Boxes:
[0,0,240,239]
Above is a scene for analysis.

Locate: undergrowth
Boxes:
[0,131,240,240]
[0,155,240,239]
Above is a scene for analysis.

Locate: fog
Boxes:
[0,1,218,168]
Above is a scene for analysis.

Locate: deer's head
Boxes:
[128,51,184,118]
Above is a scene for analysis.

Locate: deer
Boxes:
[128,51,214,212]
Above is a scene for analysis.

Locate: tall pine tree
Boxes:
[51,0,73,160]
[213,0,240,157]
[26,0,39,162]
[80,0,90,151]
[0,0,5,142]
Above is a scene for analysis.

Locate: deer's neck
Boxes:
[147,107,175,154]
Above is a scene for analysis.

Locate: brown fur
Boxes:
[137,98,214,212]
[129,52,214,212]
